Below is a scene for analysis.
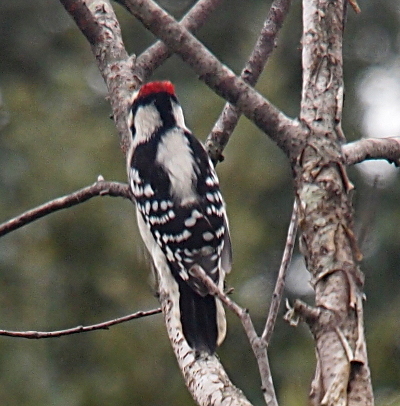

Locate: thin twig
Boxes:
[355,177,380,253]
[0,308,162,339]
[191,267,278,406]
[206,0,292,164]
[0,180,132,238]
[262,199,298,345]
[347,0,361,14]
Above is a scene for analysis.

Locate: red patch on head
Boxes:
[138,81,176,99]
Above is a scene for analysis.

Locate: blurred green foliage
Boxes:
[0,0,399,405]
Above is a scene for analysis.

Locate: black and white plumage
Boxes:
[127,81,232,354]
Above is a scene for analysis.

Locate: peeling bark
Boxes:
[291,0,374,404]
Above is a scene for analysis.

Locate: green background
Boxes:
[0,0,399,405]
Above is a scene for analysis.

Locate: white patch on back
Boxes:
[156,128,199,205]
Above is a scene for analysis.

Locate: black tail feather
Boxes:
[176,277,218,354]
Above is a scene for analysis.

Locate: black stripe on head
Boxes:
[129,91,179,137]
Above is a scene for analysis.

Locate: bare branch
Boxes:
[60,0,138,154]
[134,0,224,81]
[262,199,298,346]
[156,274,254,406]
[343,137,400,166]
[123,0,300,157]
[60,0,103,45]
[0,308,161,339]
[0,180,132,238]
[191,267,278,406]
[347,0,361,14]
[206,0,292,164]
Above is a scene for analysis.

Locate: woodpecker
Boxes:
[126,81,232,354]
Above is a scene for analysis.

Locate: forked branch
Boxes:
[191,266,278,406]
[206,0,292,163]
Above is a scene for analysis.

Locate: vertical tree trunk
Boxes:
[292,0,374,404]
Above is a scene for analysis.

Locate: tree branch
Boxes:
[156,269,254,406]
[60,0,104,45]
[0,180,132,238]
[191,267,278,406]
[123,0,300,157]
[206,0,292,164]
[134,0,224,82]
[343,137,400,166]
[60,0,138,154]
[262,199,298,346]
[0,308,161,339]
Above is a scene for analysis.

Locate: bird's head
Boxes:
[128,81,187,147]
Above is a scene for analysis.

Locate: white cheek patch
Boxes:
[132,103,162,147]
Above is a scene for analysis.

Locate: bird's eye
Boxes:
[130,123,136,139]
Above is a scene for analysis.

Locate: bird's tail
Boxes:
[176,277,226,354]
